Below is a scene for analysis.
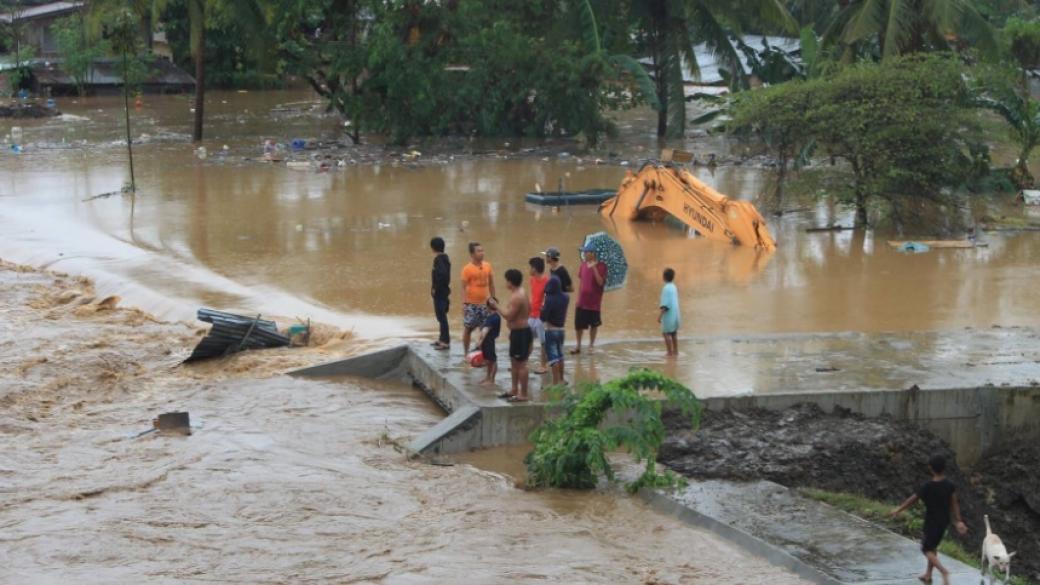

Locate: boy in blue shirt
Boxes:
[658,268,680,356]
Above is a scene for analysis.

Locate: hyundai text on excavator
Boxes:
[599,162,777,251]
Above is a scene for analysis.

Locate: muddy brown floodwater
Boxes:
[3,89,1039,582]
[0,262,811,583]
[3,90,1040,345]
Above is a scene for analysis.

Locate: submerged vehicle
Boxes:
[600,162,776,251]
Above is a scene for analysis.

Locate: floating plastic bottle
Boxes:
[195,146,207,160]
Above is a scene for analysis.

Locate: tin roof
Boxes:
[0,1,84,24]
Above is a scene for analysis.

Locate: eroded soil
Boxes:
[660,403,1040,582]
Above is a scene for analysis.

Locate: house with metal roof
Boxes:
[0,1,85,57]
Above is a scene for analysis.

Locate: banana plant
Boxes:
[577,0,660,113]
[628,0,797,138]
[975,86,1040,187]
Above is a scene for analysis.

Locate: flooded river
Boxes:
[0,262,810,582]
[4,90,1038,582]
[3,90,1040,343]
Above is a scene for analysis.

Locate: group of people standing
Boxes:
[430,236,681,401]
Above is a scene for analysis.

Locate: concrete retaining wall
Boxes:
[291,345,1040,464]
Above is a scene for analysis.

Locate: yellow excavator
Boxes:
[599,162,777,251]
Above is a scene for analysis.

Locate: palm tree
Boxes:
[578,0,661,114]
[824,0,998,61]
[629,0,796,138]
[91,0,266,143]
[976,81,1040,187]
[188,0,267,142]
[785,0,838,29]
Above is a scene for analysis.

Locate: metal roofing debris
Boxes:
[184,308,290,363]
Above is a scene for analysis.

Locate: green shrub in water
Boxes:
[524,370,701,493]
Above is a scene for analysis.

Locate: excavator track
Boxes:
[600,162,777,251]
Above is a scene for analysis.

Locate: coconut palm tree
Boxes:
[824,0,998,61]
[629,0,797,138]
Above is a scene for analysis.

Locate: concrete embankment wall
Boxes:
[292,345,1040,464]
[708,386,1040,466]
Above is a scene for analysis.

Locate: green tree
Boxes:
[576,0,660,117]
[628,0,796,139]
[273,0,398,144]
[161,0,281,89]
[824,0,998,61]
[729,78,815,208]
[786,0,837,29]
[809,55,972,227]
[729,55,972,228]
[974,67,1040,187]
[1003,17,1040,87]
[274,0,648,145]
[189,0,270,142]
[52,15,110,96]
[525,370,701,493]
[1,0,36,95]
[94,0,268,142]
[974,0,1034,26]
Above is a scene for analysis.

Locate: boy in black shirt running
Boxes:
[888,454,968,585]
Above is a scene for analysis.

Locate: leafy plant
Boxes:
[823,0,998,61]
[729,77,816,208]
[525,370,701,493]
[627,0,797,138]
[974,65,1040,188]
[52,16,110,96]
[1003,17,1040,87]
[730,54,973,228]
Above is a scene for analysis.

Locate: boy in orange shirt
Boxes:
[461,242,496,356]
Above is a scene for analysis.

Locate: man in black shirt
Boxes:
[542,246,574,293]
[430,237,451,349]
[888,454,967,585]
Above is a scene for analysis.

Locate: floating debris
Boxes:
[184,308,290,363]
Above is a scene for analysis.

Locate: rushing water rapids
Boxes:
[0,264,810,583]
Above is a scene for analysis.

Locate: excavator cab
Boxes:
[599,161,777,251]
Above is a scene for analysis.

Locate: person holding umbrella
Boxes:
[572,245,607,354]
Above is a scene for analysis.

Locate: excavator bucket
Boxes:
[599,163,777,251]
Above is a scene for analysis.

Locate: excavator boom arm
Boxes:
[600,163,777,251]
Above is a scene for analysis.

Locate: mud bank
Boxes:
[660,404,1040,582]
[0,260,810,583]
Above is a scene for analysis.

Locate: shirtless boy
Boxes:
[489,268,532,402]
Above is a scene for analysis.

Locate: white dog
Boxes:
[981,514,1015,584]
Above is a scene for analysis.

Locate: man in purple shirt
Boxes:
[571,245,607,354]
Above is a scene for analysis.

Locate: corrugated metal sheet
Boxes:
[0,1,83,24]
[184,309,290,363]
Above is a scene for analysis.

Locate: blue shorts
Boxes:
[464,303,490,329]
[544,329,565,366]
